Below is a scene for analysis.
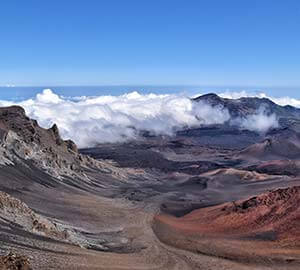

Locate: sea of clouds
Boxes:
[0,89,297,147]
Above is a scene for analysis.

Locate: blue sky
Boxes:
[0,0,300,92]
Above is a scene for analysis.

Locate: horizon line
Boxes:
[0,84,300,89]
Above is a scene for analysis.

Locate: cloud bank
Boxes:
[0,89,291,147]
[231,105,279,133]
[0,89,230,147]
[219,91,300,108]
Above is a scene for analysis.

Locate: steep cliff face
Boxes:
[0,106,96,179]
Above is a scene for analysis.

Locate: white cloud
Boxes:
[231,105,279,133]
[0,89,297,147]
[0,89,230,147]
[192,101,230,125]
[36,89,62,104]
[219,91,300,108]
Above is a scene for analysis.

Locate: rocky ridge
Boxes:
[0,106,99,179]
[194,93,300,120]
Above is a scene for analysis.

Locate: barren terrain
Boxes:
[1,94,300,269]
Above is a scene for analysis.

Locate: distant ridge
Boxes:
[194,93,300,119]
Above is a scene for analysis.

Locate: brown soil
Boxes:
[153,186,300,265]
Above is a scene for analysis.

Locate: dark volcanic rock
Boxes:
[239,128,300,160]
[0,106,75,152]
[80,144,222,175]
[193,93,300,119]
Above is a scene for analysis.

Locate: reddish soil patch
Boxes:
[153,186,300,264]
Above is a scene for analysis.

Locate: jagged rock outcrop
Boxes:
[0,106,97,179]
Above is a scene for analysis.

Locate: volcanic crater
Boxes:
[0,94,300,269]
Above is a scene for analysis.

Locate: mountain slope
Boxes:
[0,101,300,269]
[0,106,97,179]
[154,186,300,263]
[194,93,300,119]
